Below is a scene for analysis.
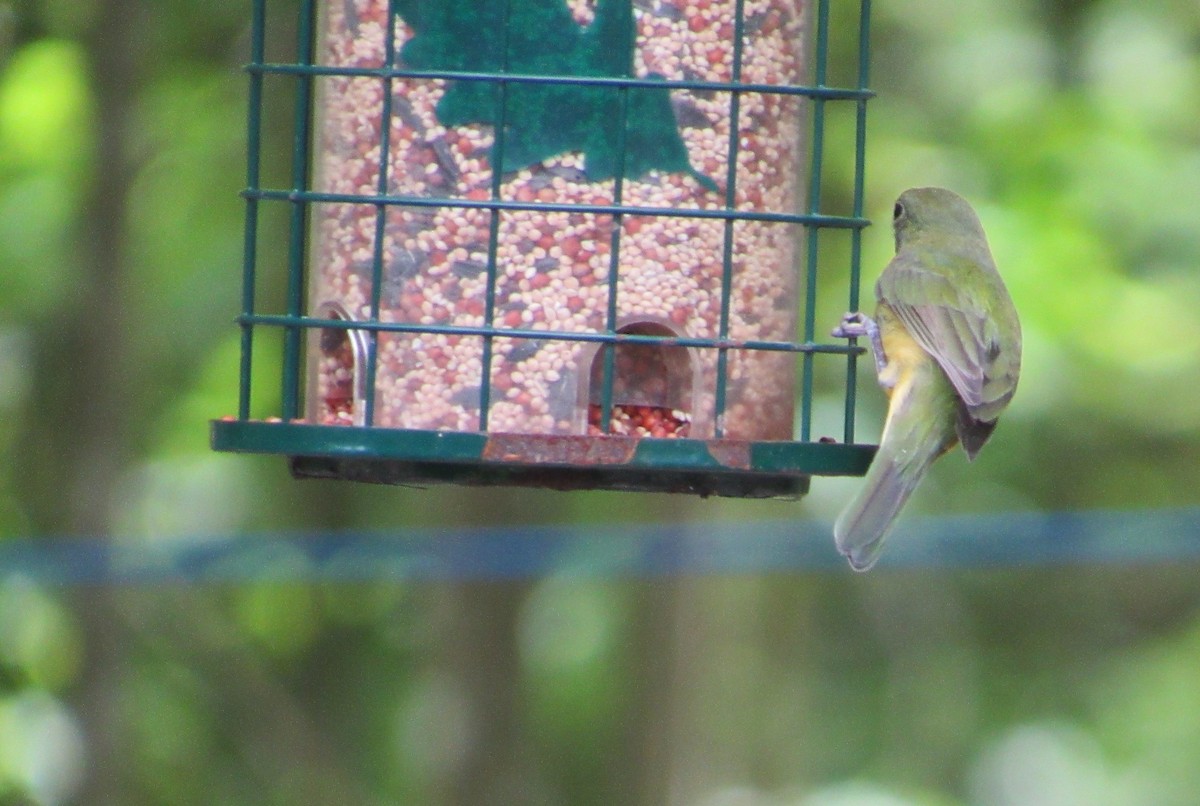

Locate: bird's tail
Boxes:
[834,366,957,571]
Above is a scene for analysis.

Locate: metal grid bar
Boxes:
[361,1,403,427]
[844,0,872,444]
[598,80,632,435]
[247,62,875,101]
[478,0,518,432]
[242,188,868,227]
[238,0,267,421]
[280,0,317,421]
[800,0,831,444]
[712,0,749,439]
[239,312,862,354]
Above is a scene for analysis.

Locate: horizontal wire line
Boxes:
[241,188,870,229]
[5,509,1200,585]
[246,61,876,101]
[233,313,863,355]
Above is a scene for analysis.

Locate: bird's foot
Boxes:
[831,311,872,339]
[832,312,888,376]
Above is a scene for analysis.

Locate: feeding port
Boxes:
[585,322,697,439]
[310,303,368,426]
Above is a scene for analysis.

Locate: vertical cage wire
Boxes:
[477,0,519,433]
[361,0,402,427]
[799,0,830,444]
[598,79,630,436]
[238,0,267,422]
[713,0,749,439]
[281,0,317,421]
[844,0,872,445]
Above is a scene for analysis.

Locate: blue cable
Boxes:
[3,508,1199,585]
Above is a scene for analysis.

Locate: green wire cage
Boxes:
[210,0,876,498]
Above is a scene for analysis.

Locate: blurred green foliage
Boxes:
[1,0,1200,803]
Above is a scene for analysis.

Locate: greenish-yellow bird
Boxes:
[831,187,1022,571]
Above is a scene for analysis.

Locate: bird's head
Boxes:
[892,186,987,251]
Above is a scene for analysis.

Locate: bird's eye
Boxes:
[893,202,905,221]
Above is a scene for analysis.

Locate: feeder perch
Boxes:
[211,0,877,497]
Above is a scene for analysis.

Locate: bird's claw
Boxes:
[832,311,888,376]
[831,312,871,339]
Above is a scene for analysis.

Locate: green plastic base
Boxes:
[211,420,875,499]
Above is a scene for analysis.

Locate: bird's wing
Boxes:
[877,251,1012,418]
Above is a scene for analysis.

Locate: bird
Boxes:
[830,187,1022,571]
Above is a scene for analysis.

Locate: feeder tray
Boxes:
[212,0,876,497]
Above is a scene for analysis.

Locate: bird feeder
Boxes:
[211,0,876,497]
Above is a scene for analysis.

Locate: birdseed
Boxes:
[307,0,806,441]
